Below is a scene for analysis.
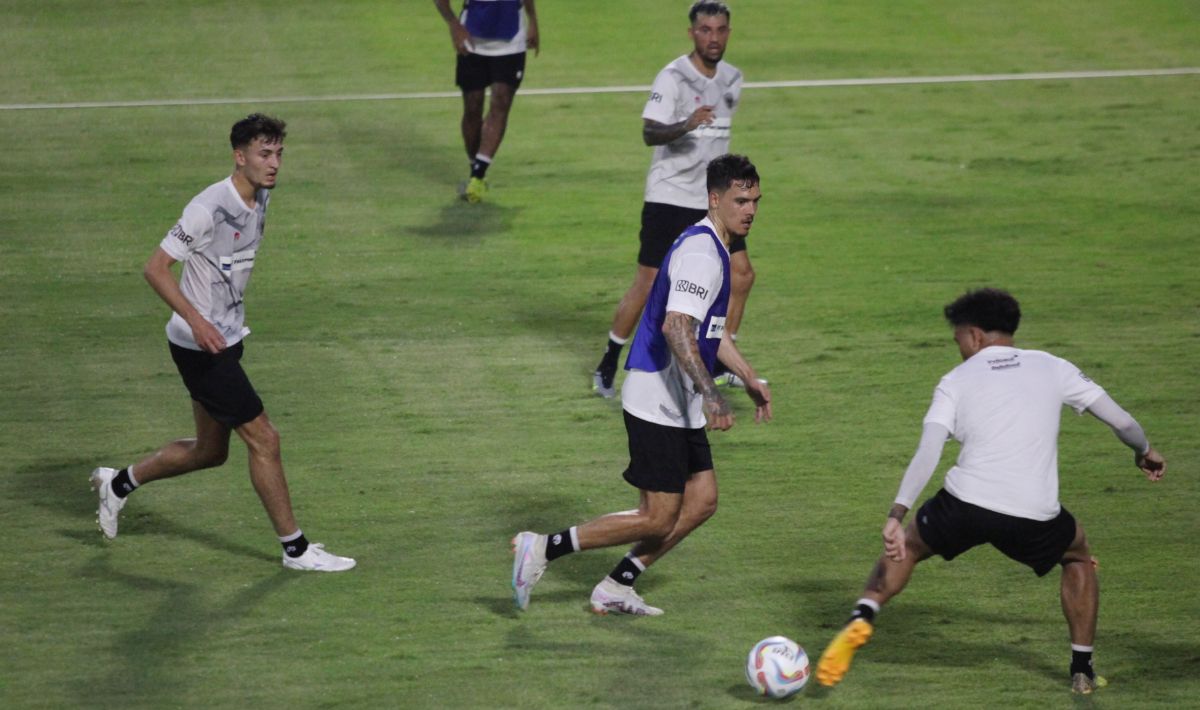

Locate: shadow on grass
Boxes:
[407,199,521,245]
[12,458,275,564]
[68,555,296,706]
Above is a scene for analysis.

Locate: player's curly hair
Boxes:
[944,288,1021,334]
[689,1,730,24]
[707,153,759,194]
[230,113,287,149]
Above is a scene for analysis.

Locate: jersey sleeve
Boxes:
[642,68,680,125]
[1057,356,1107,414]
[922,380,957,435]
[664,250,722,322]
[159,202,213,262]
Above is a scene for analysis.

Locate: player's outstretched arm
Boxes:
[664,310,732,430]
[717,335,771,422]
[1086,393,1166,481]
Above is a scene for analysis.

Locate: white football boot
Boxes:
[511,531,548,610]
[282,543,356,572]
[589,577,663,616]
[90,467,126,539]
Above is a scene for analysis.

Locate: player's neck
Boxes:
[706,211,731,247]
[688,52,718,79]
[230,171,258,209]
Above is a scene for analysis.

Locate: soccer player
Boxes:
[512,154,772,615]
[815,288,1166,694]
[593,1,758,398]
[434,0,539,203]
[89,114,356,573]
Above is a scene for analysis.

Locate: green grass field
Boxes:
[2,1,1198,707]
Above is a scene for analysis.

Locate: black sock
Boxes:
[281,532,309,558]
[597,338,624,374]
[545,529,575,561]
[111,468,136,499]
[1070,649,1094,678]
[607,555,643,587]
[848,602,876,625]
[470,157,491,179]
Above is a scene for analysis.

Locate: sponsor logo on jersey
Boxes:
[169,223,193,246]
[649,91,663,103]
[675,279,708,299]
[706,316,726,339]
[724,92,735,109]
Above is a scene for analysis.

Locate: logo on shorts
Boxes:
[675,279,708,299]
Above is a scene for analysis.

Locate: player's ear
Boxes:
[708,189,720,210]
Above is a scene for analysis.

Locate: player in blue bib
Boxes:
[511,155,772,615]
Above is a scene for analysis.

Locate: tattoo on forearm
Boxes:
[643,120,690,146]
[664,312,728,413]
[887,504,908,522]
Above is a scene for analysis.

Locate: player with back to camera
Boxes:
[89,114,356,572]
[593,1,762,398]
[815,288,1166,694]
[512,154,772,615]
[433,0,539,203]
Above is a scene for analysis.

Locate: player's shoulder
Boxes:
[660,55,695,80]
[716,60,743,85]
[188,177,237,211]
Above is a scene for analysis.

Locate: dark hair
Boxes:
[943,288,1021,334]
[230,113,287,149]
[689,1,730,24]
[707,153,759,194]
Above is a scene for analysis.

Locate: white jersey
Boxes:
[622,217,729,428]
[922,346,1106,520]
[158,177,267,351]
[461,0,528,56]
[642,55,742,209]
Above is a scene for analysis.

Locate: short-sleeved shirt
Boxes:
[922,346,1107,520]
[460,0,528,56]
[158,177,267,351]
[642,55,742,209]
[622,217,730,428]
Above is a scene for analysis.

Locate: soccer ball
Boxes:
[745,636,811,699]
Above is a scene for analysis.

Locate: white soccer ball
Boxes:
[745,635,811,699]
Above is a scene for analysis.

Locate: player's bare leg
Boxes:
[1061,522,1105,693]
[725,250,755,337]
[817,521,933,687]
[130,401,232,483]
[594,264,659,397]
[235,412,297,537]
[459,89,485,159]
[630,469,717,568]
[478,81,515,160]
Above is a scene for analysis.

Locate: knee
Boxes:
[690,495,718,526]
[193,446,228,469]
[243,420,281,459]
[643,511,678,540]
[732,263,755,293]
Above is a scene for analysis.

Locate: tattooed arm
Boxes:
[642,104,716,146]
[663,310,734,430]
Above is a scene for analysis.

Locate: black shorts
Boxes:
[456,51,526,92]
[169,341,264,428]
[621,410,713,494]
[916,489,1077,577]
[638,202,747,268]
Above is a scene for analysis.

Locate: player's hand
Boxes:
[189,318,228,354]
[882,518,907,562]
[745,379,772,423]
[704,392,734,431]
[1136,447,1166,481]
[526,22,539,56]
[684,105,716,132]
[449,21,472,55]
